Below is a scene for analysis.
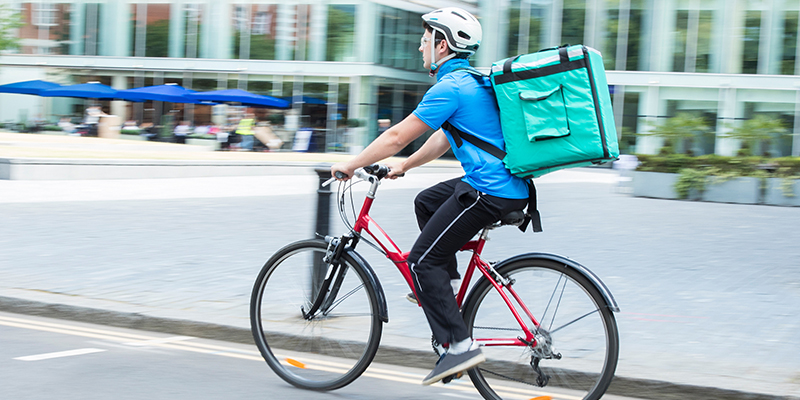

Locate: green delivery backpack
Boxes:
[442,45,620,179]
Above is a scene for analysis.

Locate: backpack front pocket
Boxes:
[519,85,570,141]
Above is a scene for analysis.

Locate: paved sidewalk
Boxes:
[1,132,798,399]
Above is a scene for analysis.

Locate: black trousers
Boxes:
[409,177,528,345]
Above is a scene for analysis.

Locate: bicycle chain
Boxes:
[473,325,525,332]
[477,366,542,388]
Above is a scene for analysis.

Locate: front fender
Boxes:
[493,252,619,312]
[346,249,390,323]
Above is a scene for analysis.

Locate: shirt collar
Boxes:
[436,58,472,82]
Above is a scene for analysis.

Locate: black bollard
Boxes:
[312,164,333,295]
[314,163,333,238]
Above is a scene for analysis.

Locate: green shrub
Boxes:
[674,168,708,199]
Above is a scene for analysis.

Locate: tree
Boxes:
[0,4,23,52]
[645,112,712,155]
[725,114,788,157]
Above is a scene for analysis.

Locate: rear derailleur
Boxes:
[525,329,562,387]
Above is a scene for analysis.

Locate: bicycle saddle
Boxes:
[497,210,526,227]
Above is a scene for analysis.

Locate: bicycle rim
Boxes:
[250,240,382,390]
[463,259,619,400]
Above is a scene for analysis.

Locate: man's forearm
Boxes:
[401,129,450,171]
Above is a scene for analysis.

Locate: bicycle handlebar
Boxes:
[324,164,403,187]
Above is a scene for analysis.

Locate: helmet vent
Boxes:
[458,31,471,40]
[450,11,467,20]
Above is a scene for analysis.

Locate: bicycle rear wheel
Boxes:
[462,257,619,400]
[250,239,383,390]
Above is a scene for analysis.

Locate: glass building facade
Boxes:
[1,0,799,156]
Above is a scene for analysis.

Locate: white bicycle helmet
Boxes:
[422,7,482,74]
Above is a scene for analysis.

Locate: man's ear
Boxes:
[438,40,449,54]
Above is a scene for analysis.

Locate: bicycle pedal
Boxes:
[441,371,463,384]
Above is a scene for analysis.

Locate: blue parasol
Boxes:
[0,80,62,95]
[186,89,289,108]
[39,82,119,100]
[116,84,209,104]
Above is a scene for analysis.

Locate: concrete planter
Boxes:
[633,172,767,205]
[186,138,220,150]
[119,133,146,141]
[702,177,761,204]
[632,171,679,199]
[764,178,800,206]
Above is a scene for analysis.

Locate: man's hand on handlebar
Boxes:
[331,162,404,182]
[331,162,356,181]
[385,161,406,180]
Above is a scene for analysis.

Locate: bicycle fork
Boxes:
[302,235,352,320]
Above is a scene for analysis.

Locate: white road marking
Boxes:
[124,336,195,346]
[1,314,580,399]
[15,348,106,361]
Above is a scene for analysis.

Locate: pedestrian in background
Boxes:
[236,112,256,151]
[173,120,191,144]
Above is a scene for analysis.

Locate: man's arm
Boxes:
[386,129,450,178]
[332,114,432,179]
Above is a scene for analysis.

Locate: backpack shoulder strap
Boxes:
[440,121,506,160]
[440,67,505,160]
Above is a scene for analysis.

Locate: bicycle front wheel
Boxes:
[250,239,383,390]
[463,258,619,400]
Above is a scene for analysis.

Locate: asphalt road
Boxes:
[0,171,798,398]
[1,311,647,400]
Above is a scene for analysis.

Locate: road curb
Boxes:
[0,296,793,400]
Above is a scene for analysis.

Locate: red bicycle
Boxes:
[250,164,619,400]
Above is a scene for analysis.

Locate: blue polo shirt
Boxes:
[412,59,529,199]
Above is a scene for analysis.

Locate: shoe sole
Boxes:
[405,293,419,305]
[421,353,486,386]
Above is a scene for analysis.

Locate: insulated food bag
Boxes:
[490,45,620,178]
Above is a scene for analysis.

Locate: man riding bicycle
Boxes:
[332,7,531,386]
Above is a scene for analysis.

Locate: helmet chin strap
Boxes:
[429,31,457,77]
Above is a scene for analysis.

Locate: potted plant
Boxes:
[724,114,788,157]
[641,113,713,155]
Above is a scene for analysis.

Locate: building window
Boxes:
[184,4,202,59]
[506,0,545,58]
[376,7,422,70]
[253,11,271,35]
[695,10,714,73]
[672,10,689,72]
[741,11,761,74]
[145,4,170,58]
[781,11,799,75]
[33,3,58,27]
[561,0,586,47]
[326,5,355,62]
[234,5,248,31]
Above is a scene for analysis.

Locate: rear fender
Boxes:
[489,252,619,312]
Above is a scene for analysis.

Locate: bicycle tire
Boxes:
[462,257,619,400]
[250,239,383,390]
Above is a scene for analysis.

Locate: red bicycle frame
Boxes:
[349,179,540,348]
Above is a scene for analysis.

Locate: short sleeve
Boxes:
[412,77,460,130]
